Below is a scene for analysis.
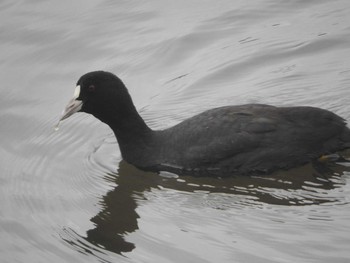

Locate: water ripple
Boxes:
[1,0,350,262]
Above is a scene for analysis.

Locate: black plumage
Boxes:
[60,71,350,176]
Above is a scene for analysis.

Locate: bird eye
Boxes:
[88,85,96,92]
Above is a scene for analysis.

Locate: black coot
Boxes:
[59,71,350,176]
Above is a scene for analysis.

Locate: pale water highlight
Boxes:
[0,1,350,263]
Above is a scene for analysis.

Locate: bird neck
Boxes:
[106,106,154,163]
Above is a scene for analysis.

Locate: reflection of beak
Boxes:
[59,85,83,122]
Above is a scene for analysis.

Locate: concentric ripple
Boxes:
[2,0,350,262]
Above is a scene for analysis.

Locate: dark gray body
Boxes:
[118,104,350,176]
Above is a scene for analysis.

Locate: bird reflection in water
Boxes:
[85,161,160,254]
[65,154,349,256]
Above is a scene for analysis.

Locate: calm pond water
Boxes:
[1,0,350,262]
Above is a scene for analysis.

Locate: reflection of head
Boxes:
[85,161,158,254]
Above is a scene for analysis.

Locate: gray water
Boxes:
[1,1,350,262]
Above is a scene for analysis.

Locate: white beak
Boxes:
[59,85,83,121]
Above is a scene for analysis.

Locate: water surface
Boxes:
[1,0,350,262]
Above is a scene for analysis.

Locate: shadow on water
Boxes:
[68,155,350,256]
